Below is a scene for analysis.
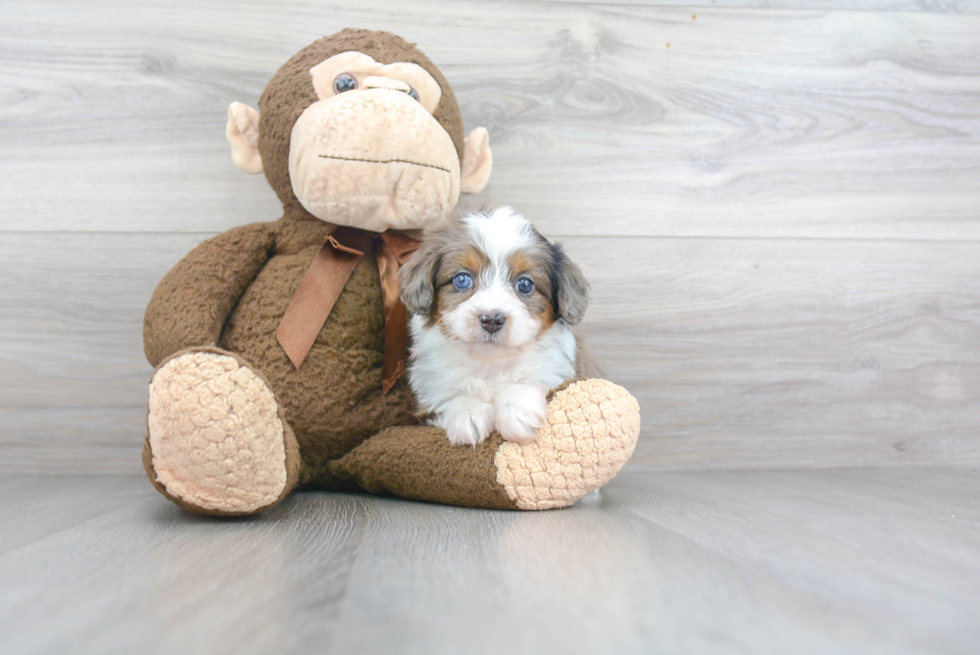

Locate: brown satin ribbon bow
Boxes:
[275,226,420,395]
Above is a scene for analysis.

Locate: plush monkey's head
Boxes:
[226,29,492,232]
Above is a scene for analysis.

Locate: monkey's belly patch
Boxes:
[493,379,641,510]
[148,352,287,514]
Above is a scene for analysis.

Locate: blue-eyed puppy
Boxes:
[399,207,593,446]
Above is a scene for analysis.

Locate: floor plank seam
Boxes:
[0,496,151,558]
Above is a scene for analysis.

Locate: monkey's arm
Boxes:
[144,222,277,367]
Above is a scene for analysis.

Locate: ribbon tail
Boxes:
[277,235,365,369]
[381,301,409,395]
[376,234,418,394]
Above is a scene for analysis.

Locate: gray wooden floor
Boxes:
[1,469,978,654]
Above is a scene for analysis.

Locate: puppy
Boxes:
[399,206,595,446]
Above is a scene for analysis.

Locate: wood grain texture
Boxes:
[2,0,979,473]
[2,232,978,473]
[0,475,147,554]
[1,1,979,238]
[1,470,978,654]
[543,0,980,10]
[585,236,980,470]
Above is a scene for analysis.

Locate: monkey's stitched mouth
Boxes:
[318,154,450,174]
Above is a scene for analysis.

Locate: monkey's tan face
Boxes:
[288,52,461,232]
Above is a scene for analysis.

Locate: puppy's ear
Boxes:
[551,243,590,326]
[399,241,440,316]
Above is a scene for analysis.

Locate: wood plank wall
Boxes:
[2,0,979,473]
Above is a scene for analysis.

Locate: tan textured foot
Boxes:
[147,351,288,514]
[493,379,641,510]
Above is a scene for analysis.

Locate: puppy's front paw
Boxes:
[495,384,548,443]
[441,398,496,447]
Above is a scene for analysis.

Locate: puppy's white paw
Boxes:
[440,397,496,447]
[495,384,548,443]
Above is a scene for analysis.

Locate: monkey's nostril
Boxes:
[479,312,506,334]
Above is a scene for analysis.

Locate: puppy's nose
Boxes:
[479,312,506,334]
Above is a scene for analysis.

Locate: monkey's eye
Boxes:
[516,277,534,295]
[407,87,419,102]
[453,273,473,290]
[333,73,358,94]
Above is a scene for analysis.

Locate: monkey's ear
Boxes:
[226,102,263,175]
[459,127,492,194]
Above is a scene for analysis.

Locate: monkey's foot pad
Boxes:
[494,378,641,510]
[147,351,288,514]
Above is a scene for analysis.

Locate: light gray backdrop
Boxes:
[2,0,979,473]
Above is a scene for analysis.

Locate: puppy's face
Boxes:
[400,207,590,350]
[433,227,552,349]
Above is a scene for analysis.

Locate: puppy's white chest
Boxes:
[408,315,576,411]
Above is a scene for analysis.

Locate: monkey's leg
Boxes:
[329,379,640,510]
[143,347,302,516]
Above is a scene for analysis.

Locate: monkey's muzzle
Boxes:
[288,89,461,231]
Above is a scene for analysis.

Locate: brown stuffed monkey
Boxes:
[142,29,640,515]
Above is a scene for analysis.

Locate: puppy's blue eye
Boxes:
[453,273,473,290]
[516,277,534,294]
